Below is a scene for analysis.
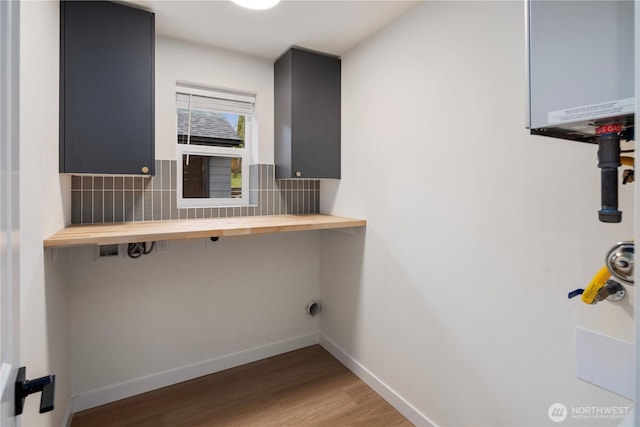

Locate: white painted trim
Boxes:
[61,399,74,427]
[176,124,251,209]
[320,334,437,427]
[72,332,319,413]
[0,363,12,399]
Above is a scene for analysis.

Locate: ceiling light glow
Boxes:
[231,0,280,10]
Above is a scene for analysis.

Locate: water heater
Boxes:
[526,0,635,222]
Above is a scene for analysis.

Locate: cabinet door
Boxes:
[274,49,294,179]
[275,48,341,179]
[291,49,340,179]
[60,1,155,175]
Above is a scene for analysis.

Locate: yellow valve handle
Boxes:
[581,265,611,304]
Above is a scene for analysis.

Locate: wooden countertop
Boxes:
[43,214,366,248]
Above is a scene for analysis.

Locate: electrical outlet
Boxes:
[94,244,124,261]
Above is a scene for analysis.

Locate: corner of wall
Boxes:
[60,174,72,226]
[320,334,435,427]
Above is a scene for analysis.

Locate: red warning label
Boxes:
[595,124,622,135]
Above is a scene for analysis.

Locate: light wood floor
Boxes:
[71,345,413,426]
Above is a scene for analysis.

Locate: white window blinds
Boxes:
[176,84,255,115]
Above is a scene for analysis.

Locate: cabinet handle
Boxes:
[141,166,149,174]
[295,171,302,177]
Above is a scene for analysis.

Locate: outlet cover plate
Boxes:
[576,327,634,399]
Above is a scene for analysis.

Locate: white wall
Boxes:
[155,36,274,164]
[69,232,320,401]
[19,1,71,426]
[320,2,635,426]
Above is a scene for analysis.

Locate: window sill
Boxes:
[175,202,254,209]
[43,214,366,248]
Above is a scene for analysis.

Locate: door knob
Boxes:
[15,367,55,415]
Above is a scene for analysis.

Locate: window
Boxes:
[176,83,255,207]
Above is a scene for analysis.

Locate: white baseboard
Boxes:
[73,332,319,413]
[61,399,74,427]
[319,334,436,427]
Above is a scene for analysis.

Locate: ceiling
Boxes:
[125,0,422,61]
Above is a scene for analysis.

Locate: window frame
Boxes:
[176,83,254,208]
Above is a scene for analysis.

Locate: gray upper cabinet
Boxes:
[60,1,155,175]
[275,48,340,179]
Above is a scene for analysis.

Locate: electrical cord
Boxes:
[127,242,156,259]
